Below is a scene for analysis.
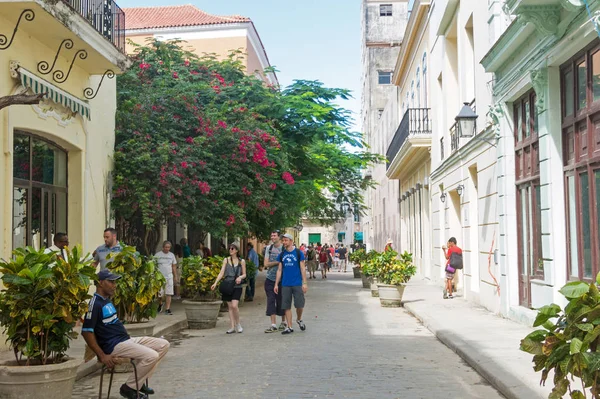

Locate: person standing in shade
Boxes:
[275,234,307,335]
[306,245,318,279]
[246,242,259,302]
[155,241,177,314]
[92,228,123,271]
[319,245,329,279]
[211,242,246,334]
[44,232,69,260]
[82,270,170,399]
[263,230,287,333]
[180,237,191,258]
[338,244,348,272]
[442,237,462,299]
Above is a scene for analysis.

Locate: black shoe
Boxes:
[157,304,163,313]
[281,327,294,335]
[140,384,155,395]
[165,309,173,315]
[120,384,148,399]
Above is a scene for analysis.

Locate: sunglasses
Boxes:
[229,247,237,250]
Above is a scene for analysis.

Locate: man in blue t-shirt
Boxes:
[82,270,170,399]
[275,233,308,334]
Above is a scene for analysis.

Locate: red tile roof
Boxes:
[124,4,251,30]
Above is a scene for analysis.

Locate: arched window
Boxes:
[416,67,421,108]
[12,132,68,250]
[422,52,428,108]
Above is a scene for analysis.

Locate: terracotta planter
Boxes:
[370,277,379,297]
[352,267,361,278]
[377,283,406,307]
[0,357,82,399]
[183,299,221,329]
[361,273,370,289]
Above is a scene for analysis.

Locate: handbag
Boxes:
[445,264,456,274]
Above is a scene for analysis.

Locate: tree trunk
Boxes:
[0,92,45,111]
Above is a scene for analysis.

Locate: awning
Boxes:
[354,232,364,241]
[18,67,91,120]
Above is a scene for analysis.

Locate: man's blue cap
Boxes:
[97,270,121,281]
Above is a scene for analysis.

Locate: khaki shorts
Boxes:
[307,260,317,272]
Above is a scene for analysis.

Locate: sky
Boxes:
[118,0,363,131]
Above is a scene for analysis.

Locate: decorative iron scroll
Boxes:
[52,49,88,84]
[0,9,35,50]
[83,69,115,99]
[38,39,74,75]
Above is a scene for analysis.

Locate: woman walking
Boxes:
[319,246,329,279]
[211,242,246,334]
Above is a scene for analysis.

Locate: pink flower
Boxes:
[185,136,194,144]
[155,191,162,198]
[242,186,252,196]
[255,173,263,183]
[139,63,150,70]
[172,72,179,79]
[282,172,295,185]
[217,120,227,129]
[212,85,221,94]
[181,161,188,169]
[226,214,235,226]
[270,183,277,190]
[198,181,211,195]
[232,127,241,133]
[184,60,190,67]
[190,70,199,75]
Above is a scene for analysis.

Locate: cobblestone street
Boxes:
[73,273,503,399]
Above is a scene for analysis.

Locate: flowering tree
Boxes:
[114,40,379,253]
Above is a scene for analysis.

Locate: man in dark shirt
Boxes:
[82,270,170,399]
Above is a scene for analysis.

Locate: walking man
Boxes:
[82,270,170,399]
[246,242,259,301]
[92,228,123,271]
[306,245,318,279]
[155,241,177,314]
[442,237,462,299]
[338,244,348,272]
[264,230,287,332]
[275,234,308,335]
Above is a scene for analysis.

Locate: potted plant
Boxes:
[520,274,600,399]
[376,251,416,307]
[181,256,222,329]
[106,246,165,337]
[349,249,366,279]
[0,246,95,399]
[361,250,380,295]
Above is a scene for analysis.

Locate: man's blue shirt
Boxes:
[82,293,130,354]
[278,247,305,287]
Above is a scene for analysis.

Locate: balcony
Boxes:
[61,0,125,53]
[386,108,432,180]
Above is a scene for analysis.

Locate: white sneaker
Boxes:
[236,324,243,333]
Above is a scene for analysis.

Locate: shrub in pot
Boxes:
[520,274,600,399]
[349,249,367,278]
[0,246,95,399]
[181,256,222,329]
[376,251,416,307]
[362,251,381,297]
[106,246,165,333]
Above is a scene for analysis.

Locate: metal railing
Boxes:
[386,108,431,169]
[450,122,460,153]
[60,0,126,53]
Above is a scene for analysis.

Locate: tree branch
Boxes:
[0,92,46,111]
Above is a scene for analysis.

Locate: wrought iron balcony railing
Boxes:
[60,0,125,53]
[386,108,431,170]
[450,122,459,153]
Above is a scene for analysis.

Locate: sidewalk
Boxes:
[402,278,551,399]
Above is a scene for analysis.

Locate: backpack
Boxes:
[307,249,316,261]
[449,251,463,270]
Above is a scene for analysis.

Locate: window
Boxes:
[411,80,415,108]
[561,39,600,281]
[378,71,392,85]
[416,68,421,108]
[12,132,68,250]
[514,90,544,303]
[423,53,428,107]
[380,4,393,16]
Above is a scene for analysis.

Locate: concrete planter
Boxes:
[361,273,370,289]
[377,283,406,307]
[352,267,361,278]
[369,277,380,297]
[0,357,82,399]
[123,320,157,337]
[183,299,221,329]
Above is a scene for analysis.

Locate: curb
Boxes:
[75,316,188,381]
[403,302,545,399]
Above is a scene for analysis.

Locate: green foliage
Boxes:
[106,246,165,323]
[245,259,258,281]
[181,256,221,300]
[349,249,368,268]
[0,246,95,365]
[113,40,381,248]
[360,250,380,277]
[373,250,416,285]
[521,273,600,398]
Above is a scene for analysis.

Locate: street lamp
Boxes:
[295,224,303,232]
[456,184,464,197]
[455,102,478,138]
[440,192,447,203]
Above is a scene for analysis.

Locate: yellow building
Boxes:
[0,0,130,260]
[124,4,278,85]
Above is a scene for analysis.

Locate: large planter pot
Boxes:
[352,267,361,278]
[239,284,247,307]
[370,277,379,297]
[123,320,157,337]
[361,273,370,289]
[0,357,82,399]
[183,299,221,329]
[377,283,406,307]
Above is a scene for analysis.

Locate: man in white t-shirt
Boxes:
[155,241,177,315]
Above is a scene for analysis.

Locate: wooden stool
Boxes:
[98,357,147,399]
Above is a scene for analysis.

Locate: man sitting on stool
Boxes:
[82,270,170,399]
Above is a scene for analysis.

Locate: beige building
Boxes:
[124,5,278,85]
[0,0,130,260]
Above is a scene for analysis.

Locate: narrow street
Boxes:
[73,273,503,399]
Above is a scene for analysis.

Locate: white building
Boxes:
[361,0,409,252]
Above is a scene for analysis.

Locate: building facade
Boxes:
[482,0,597,323]
[361,0,408,252]
[0,0,130,261]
